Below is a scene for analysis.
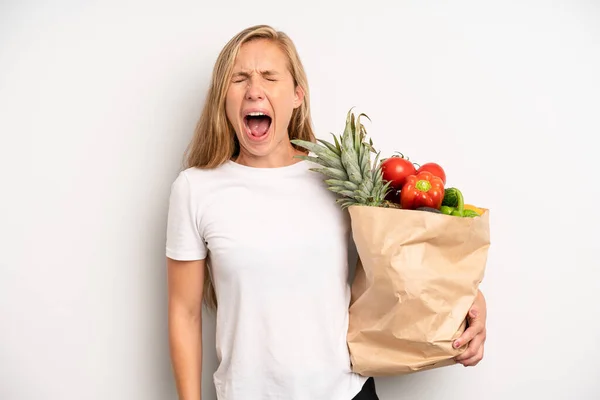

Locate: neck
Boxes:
[234,140,305,168]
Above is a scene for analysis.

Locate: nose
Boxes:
[245,76,265,101]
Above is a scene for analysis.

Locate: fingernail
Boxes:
[454,340,461,348]
[470,310,478,317]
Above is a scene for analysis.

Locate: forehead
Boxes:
[232,39,289,72]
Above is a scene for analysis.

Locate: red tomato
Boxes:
[416,162,446,185]
[381,156,417,189]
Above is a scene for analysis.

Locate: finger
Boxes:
[453,324,479,349]
[467,306,485,327]
[467,301,486,326]
[455,332,485,362]
[454,315,485,349]
[459,343,484,367]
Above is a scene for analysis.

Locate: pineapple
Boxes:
[291,108,396,209]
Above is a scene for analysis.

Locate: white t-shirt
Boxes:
[165,159,368,400]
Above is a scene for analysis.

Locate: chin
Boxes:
[237,131,291,161]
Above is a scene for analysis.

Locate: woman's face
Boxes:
[225,39,304,165]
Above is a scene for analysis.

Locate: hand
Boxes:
[453,290,487,367]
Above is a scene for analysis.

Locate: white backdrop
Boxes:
[2,1,599,399]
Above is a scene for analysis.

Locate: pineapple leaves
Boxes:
[291,139,345,171]
[340,109,363,185]
[309,167,349,181]
[294,154,328,167]
[294,107,390,208]
[328,186,357,198]
[341,152,362,186]
[317,138,341,157]
[355,113,370,144]
[324,179,359,191]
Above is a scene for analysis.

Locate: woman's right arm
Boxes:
[167,257,206,400]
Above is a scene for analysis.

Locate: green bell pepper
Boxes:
[440,187,469,217]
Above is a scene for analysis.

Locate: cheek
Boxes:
[270,88,296,116]
[225,90,240,120]
[225,99,238,125]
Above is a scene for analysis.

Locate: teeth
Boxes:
[247,112,267,117]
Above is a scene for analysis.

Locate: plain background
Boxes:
[1,1,599,399]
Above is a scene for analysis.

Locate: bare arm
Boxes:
[168,257,206,400]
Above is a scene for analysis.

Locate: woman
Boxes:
[166,24,487,400]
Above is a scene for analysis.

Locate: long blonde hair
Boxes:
[182,25,316,311]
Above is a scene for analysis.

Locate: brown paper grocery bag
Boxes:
[346,205,490,376]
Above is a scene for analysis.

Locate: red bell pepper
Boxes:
[400,170,445,210]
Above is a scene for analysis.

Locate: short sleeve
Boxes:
[165,170,207,260]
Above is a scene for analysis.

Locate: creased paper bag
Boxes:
[346,204,490,376]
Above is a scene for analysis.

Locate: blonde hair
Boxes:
[182,25,316,311]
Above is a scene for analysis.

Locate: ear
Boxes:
[293,84,305,108]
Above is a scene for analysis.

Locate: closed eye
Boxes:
[262,71,279,82]
[231,72,249,83]
[231,71,278,83]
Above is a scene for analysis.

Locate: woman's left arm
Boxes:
[453,289,487,366]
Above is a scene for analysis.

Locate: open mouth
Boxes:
[243,111,272,139]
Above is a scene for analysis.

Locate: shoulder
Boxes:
[171,162,231,193]
[167,164,232,215]
[176,163,228,183]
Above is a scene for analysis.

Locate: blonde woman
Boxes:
[165,25,487,400]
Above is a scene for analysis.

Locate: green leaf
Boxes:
[317,138,341,156]
[328,187,357,198]
[331,133,342,153]
[341,151,362,185]
[325,179,359,191]
[290,139,345,171]
[308,167,348,181]
[294,154,329,168]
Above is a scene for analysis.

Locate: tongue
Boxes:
[248,117,270,137]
